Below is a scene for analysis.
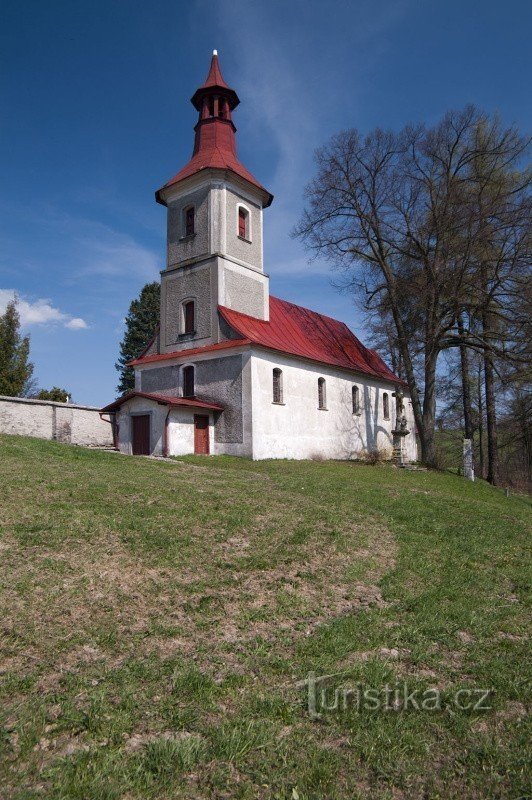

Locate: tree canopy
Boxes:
[0,299,34,397]
[36,387,70,403]
[115,282,160,394]
[295,106,531,476]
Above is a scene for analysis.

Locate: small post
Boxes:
[463,438,474,481]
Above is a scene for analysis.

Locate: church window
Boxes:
[272,368,283,404]
[352,385,361,415]
[238,206,249,240]
[318,377,327,409]
[183,301,195,334]
[383,392,390,420]
[183,365,195,398]
[184,206,195,237]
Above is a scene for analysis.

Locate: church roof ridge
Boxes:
[218,296,402,385]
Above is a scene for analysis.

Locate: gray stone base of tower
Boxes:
[392,428,410,467]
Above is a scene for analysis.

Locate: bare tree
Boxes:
[295,107,530,472]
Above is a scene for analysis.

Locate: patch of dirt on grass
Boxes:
[123,729,204,752]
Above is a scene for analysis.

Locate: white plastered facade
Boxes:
[249,350,417,461]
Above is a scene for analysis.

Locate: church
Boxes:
[102,52,417,462]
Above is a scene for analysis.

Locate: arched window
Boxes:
[184,206,195,237]
[272,368,283,404]
[383,392,390,420]
[183,366,195,398]
[183,300,195,334]
[238,207,249,240]
[352,385,360,415]
[318,377,327,410]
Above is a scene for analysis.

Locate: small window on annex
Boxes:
[272,368,283,404]
[318,377,327,410]
[352,385,361,415]
[383,392,390,420]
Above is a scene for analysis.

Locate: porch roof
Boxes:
[101,391,224,413]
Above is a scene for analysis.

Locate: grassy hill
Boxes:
[0,435,530,799]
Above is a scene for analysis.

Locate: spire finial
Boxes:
[213,49,218,56]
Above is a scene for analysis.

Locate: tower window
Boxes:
[383,392,390,420]
[272,368,283,404]
[184,206,195,237]
[183,301,195,334]
[183,366,195,398]
[352,385,361,415]
[238,207,249,240]
[318,377,327,410]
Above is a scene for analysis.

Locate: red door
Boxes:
[194,415,210,454]
[132,415,150,455]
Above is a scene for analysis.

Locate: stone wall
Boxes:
[0,396,114,447]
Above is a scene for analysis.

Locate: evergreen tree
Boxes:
[36,387,70,402]
[115,282,160,394]
[0,300,34,397]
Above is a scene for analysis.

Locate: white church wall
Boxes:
[250,351,417,461]
[116,396,217,457]
[167,409,214,456]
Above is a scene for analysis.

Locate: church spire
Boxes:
[155,51,272,207]
[189,49,240,159]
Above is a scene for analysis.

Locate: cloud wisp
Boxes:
[0,289,88,330]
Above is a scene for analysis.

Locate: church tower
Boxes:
[156,51,273,355]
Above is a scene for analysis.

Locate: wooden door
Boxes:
[132,414,150,455]
[194,415,210,455]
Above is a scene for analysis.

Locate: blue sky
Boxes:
[1,0,530,406]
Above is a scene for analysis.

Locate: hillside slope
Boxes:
[0,435,530,799]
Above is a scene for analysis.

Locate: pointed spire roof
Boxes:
[156,51,273,207]
[201,50,230,89]
[191,50,239,111]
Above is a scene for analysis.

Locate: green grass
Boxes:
[0,434,530,799]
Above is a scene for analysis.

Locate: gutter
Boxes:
[162,407,171,458]
[99,411,118,450]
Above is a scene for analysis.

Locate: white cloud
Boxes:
[0,289,88,330]
[65,317,88,330]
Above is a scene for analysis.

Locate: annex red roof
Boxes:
[219,296,402,385]
[129,338,250,367]
[156,52,273,207]
[101,391,223,413]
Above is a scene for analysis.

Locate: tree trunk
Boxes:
[484,347,499,485]
[477,362,484,479]
[421,348,438,467]
[457,316,474,441]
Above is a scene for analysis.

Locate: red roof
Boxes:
[101,391,223,413]
[218,296,401,384]
[129,338,250,367]
[157,127,272,205]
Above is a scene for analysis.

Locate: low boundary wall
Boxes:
[0,395,114,447]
